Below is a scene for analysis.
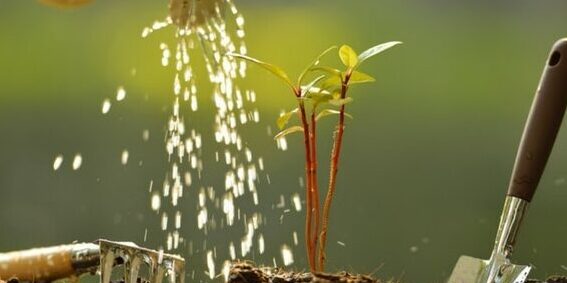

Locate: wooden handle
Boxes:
[0,245,77,282]
[507,39,567,201]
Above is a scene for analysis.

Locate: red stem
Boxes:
[318,73,351,271]
[298,101,316,272]
[310,111,320,265]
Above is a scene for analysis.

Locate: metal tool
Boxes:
[448,38,567,283]
[0,239,185,283]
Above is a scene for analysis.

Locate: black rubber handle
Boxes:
[507,39,567,201]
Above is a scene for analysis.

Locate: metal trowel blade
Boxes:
[447,255,531,283]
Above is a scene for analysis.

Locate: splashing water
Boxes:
[101,99,112,114]
[116,86,127,101]
[140,0,290,280]
[72,154,82,170]
[52,155,64,171]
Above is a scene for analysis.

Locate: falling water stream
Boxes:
[49,1,302,281]
[141,1,281,281]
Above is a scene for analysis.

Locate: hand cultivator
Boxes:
[0,239,185,283]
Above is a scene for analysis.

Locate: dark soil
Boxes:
[527,278,567,283]
[227,262,380,283]
[1,264,566,283]
[227,262,567,283]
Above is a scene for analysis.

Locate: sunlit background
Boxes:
[2,1,567,282]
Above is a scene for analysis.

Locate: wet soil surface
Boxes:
[227,262,567,283]
[1,265,565,283]
[228,262,380,283]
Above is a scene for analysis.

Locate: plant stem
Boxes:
[298,100,316,272]
[318,73,351,271]
[310,111,320,266]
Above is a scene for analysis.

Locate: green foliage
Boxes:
[348,70,375,84]
[228,41,401,130]
[300,75,326,97]
[316,109,353,121]
[339,45,358,68]
[307,91,334,109]
[277,108,299,130]
[357,41,402,66]
[297,46,337,87]
[328,97,353,107]
[319,75,342,90]
[229,40,401,272]
[311,66,341,77]
[226,53,296,92]
[274,126,304,140]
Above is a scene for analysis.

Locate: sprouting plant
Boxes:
[228,41,401,272]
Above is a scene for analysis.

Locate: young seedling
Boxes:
[228,41,401,272]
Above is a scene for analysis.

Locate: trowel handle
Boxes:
[0,243,99,282]
[507,39,567,201]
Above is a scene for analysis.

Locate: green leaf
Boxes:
[347,70,375,85]
[329,97,353,107]
[307,92,334,108]
[316,109,353,121]
[276,108,299,130]
[303,86,330,96]
[274,126,304,140]
[320,76,342,91]
[339,45,358,68]
[357,41,402,66]
[311,66,342,77]
[297,46,337,86]
[300,75,326,97]
[227,53,295,91]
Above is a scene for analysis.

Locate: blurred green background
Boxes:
[2,1,567,282]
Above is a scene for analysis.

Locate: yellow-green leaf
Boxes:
[300,75,325,97]
[304,87,330,96]
[320,76,342,91]
[297,46,337,86]
[311,66,342,77]
[274,126,304,140]
[329,97,353,107]
[347,70,375,85]
[339,45,358,68]
[227,53,295,91]
[316,109,353,121]
[307,92,334,108]
[357,41,402,66]
[276,108,299,130]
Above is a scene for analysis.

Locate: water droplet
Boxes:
[72,154,82,170]
[258,235,265,254]
[53,155,63,171]
[116,87,126,101]
[151,193,161,211]
[142,129,150,141]
[101,99,111,114]
[121,150,129,165]
[206,251,215,280]
[292,194,302,212]
[281,245,294,266]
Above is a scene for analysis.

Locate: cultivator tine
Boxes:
[152,265,166,283]
[97,239,185,283]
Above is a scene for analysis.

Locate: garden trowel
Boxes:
[448,38,567,283]
[0,239,185,283]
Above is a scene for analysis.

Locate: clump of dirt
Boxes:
[227,262,567,283]
[527,277,567,283]
[227,262,382,283]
